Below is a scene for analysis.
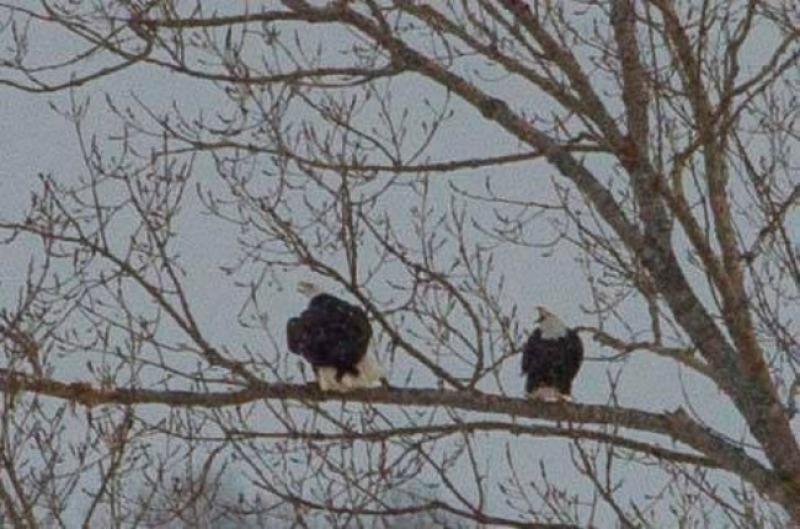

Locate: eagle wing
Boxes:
[522,329,561,376]
[560,329,584,381]
[286,298,372,368]
[286,316,305,355]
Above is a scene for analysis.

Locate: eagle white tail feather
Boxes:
[316,355,385,392]
[316,367,340,392]
[529,386,562,402]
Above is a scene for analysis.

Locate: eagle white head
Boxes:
[297,281,324,298]
[536,306,567,340]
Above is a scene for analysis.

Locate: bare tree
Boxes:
[128,469,468,529]
[0,1,797,527]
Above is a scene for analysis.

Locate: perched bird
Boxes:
[287,282,384,392]
[521,306,583,402]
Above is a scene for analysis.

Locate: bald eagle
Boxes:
[521,306,583,402]
[287,282,384,392]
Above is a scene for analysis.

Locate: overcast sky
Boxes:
[1,3,796,527]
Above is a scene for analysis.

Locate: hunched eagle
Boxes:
[521,306,584,402]
[287,282,384,392]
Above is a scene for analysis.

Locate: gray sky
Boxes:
[0,2,796,527]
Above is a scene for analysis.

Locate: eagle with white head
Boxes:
[287,282,384,392]
[521,306,584,402]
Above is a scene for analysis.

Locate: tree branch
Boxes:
[0,368,780,505]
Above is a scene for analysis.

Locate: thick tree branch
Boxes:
[0,368,782,505]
